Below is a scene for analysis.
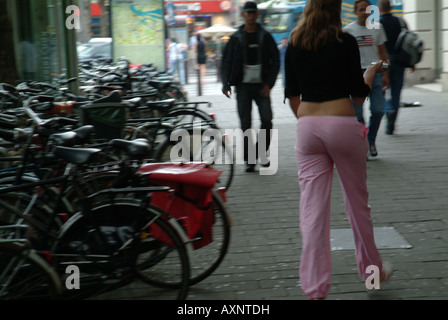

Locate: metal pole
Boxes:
[61,0,79,95]
[216,57,220,82]
[197,67,202,96]
[185,58,188,84]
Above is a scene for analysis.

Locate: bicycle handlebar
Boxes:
[32,82,58,91]
[23,97,44,126]
[61,77,77,85]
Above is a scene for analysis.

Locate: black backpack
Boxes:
[394,17,424,67]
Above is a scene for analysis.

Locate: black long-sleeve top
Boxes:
[284,32,370,102]
[380,13,405,55]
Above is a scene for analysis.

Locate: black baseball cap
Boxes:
[243,1,258,12]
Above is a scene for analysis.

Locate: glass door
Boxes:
[10,0,73,83]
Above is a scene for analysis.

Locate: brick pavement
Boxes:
[105,71,448,301]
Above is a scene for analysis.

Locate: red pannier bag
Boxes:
[137,162,221,249]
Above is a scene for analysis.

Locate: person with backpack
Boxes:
[379,0,416,135]
[344,0,389,159]
[221,1,280,172]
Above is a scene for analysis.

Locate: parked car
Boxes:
[77,38,113,65]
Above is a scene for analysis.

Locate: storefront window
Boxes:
[9,0,71,83]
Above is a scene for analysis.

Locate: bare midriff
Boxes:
[297,98,356,118]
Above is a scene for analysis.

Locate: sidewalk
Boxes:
[180,74,448,300]
[106,70,448,300]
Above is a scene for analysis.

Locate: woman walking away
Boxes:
[284,0,393,300]
[195,33,207,84]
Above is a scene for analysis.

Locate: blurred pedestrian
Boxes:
[165,38,172,71]
[221,1,280,172]
[278,37,288,87]
[344,0,390,158]
[189,31,198,49]
[167,38,187,85]
[285,0,393,300]
[379,0,415,134]
[195,33,207,84]
[188,32,198,72]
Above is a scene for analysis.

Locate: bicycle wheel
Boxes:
[166,107,218,129]
[187,190,231,285]
[0,241,62,300]
[155,127,234,190]
[63,171,230,285]
[133,204,192,291]
[52,200,190,300]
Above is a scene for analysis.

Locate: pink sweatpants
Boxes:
[294,116,383,299]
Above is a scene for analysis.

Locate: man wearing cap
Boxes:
[221,1,280,173]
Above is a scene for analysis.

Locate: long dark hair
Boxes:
[290,0,343,51]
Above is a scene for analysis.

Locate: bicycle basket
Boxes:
[80,91,127,140]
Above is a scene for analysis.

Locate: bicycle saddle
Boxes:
[89,90,122,104]
[73,125,94,143]
[50,125,94,147]
[33,101,54,112]
[109,138,151,159]
[53,146,102,165]
[143,99,175,112]
[50,131,77,147]
[123,97,142,110]
[148,80,171,90]
[35,117,79,139]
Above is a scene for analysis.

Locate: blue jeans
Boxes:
[353,72,385,146]
[235,83,273,163]
[169,58,185,85]
[384,54,405,114]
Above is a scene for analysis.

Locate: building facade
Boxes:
[165,0,236,45]
[1,0,447,91]
[402,0,447,91]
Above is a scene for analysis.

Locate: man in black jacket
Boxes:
[221,1,280,172]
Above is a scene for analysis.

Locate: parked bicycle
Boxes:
[0,144,191,300]
[63,137,231,286]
